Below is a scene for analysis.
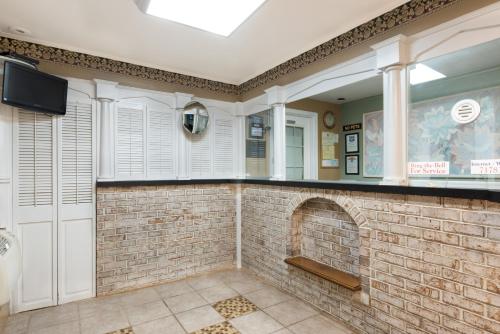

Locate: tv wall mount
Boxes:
[0,52,38,69]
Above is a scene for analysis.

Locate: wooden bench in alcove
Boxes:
[284,256,361,291]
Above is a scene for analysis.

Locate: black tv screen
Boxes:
[2,61,68,115]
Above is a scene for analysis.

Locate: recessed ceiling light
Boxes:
[337,97,346,101]
[410,64,446,85]
[139,0,267,37]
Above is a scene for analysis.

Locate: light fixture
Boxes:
[409,64,446,85]
[138,0,266,37]
[8,26,31,36]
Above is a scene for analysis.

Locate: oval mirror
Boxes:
[182,101,209,134]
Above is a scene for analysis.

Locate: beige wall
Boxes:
[287,99,341,180]
[38,61,239,102]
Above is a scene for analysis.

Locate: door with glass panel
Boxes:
[285,111,318,180]
[286,125,305,179]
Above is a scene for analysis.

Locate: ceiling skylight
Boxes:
[143,0,267,37]
[410,64,446,85]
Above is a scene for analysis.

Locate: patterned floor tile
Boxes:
[106,327,135,334]
[190,321,240,334]
[213,296,258,319]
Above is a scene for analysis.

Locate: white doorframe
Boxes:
[285,109,318,180]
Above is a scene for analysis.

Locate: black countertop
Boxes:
[97,178,500,202]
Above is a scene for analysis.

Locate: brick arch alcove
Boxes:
[284,192,371,306]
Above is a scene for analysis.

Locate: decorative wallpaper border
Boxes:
[0,37,239,95]
[0,0,459,97]
[238,0,459,94]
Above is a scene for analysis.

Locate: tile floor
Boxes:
[1,269,354,334]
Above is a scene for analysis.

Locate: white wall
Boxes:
[97,82,244,181]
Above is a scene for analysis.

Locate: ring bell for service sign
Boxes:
[471,159,500,175]
[408,162,449,175]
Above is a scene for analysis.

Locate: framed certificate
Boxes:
[345,133,359,153]
[345,155,359,175]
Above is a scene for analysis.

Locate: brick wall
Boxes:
[96,184,236,295]
[241,185,500,334]
[293,198,360,276]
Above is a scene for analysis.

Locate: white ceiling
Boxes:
[0,0,408,85]
[310,76,383,104]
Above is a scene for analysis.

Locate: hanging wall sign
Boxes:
[470,159,500,175]
[408,161,449,175]
[343,123,362,132]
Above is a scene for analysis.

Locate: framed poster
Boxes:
[345,133,359,153]
[345,155,359,175]
[408,86,500,177]
[363,110,383,177]
[248,115,264,139]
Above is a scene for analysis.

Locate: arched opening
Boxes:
[291,198,360,276]
[286,196,368,294]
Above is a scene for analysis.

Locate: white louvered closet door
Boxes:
[190,127,212,178]
[13,110,57,312]
[58,100,95,303]
[116,104,145,179]
[147,106,176,178]
[213,116,235,178]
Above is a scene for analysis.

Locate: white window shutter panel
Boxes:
[17,111,53,206]
[147,108,175,177]
[116,106,145,178]
[213,117,234,177]
[191,132,211,177]
[62,103,93,204]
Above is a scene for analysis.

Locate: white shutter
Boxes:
[147,108,175,177]
[191,132,211,177]
[17,111,53,206]
[116,105,145,178]
[15,110,57,312]
[213,117,234,176]
[62,103,92,204]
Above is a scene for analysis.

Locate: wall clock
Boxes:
[323,111,336,129]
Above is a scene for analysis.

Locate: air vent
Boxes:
[451,99,480,124]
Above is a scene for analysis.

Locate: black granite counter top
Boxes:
[97,178,500,202]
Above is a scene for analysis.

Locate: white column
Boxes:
[381,65,407,185]
[175,92,193,179]
[265,86,287,180]
[234,113,246,178]
[97,99,114,179]
[371,35,409,185]
[235,183,242,269]
[272,103,286,180]
[94,80,118,180]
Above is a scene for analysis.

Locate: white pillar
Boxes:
[371,35,409,185]
[175,92,193,179]
[265,86,287,180]
[234,102,247,179]
[235,183,242,269]
[272,103,286,180]
[381,65,407,185]
[97,98,114,179]
[94,80,118,180]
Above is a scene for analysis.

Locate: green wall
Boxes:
[338,66,500,182]
[340,95,383,181]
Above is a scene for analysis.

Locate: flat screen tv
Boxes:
[2,61,68,115]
